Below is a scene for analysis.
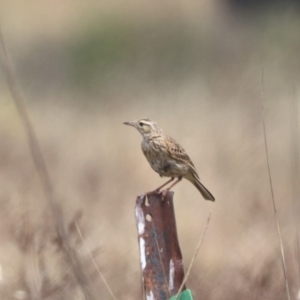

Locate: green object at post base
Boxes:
[169,289,193,300]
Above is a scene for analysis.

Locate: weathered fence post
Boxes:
[135,191,192,300]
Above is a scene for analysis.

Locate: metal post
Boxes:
[135,191,186,299]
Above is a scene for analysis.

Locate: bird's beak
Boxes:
[123,121,136,127]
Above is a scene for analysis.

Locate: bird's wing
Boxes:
[165,135,196,168]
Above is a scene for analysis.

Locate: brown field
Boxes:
[0,1,300,299]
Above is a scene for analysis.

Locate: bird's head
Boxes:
[123,118,162,138]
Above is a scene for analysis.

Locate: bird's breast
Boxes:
[141,139,189,177]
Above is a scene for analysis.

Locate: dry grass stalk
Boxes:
[260,68,291,300]
[290,85,300,288]
[75,221,117,300]
[0,28,92,299]
[175,210,212,299]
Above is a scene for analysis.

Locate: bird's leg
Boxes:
[165,176,182,191]
[161,176,183,199]
[154,177,175,192]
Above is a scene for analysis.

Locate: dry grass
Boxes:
[0,2,300,299]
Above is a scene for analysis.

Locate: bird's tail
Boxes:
[190,176,215,201]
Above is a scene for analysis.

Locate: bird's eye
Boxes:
[139,122,143,127]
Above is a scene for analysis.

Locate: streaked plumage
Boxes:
[124,118,215,201]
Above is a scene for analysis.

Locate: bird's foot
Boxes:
[160,189,169,201]
[147,189,166,200]
[146,189,160,195]
[146,189,168,201]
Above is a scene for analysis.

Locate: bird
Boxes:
[123,118,215,201]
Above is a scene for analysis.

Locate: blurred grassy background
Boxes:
[0,1,300,299]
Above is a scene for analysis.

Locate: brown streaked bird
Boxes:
[124,118,215,201]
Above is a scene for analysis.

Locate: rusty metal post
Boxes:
[135,191,186,299]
